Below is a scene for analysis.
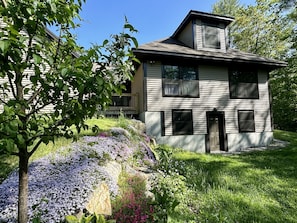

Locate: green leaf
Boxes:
[17,134,25,146]
[103,39,109,46]
[61,68,68,76]
[50,2,57,13]
[33,54,42,64]
[65,215,79,223]
[0,40,10,53]
[5,139,16,153]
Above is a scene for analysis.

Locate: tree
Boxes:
[270,0,297,130]
[212,0,241,17]
[270,56,297,130]
[0,0,138,222]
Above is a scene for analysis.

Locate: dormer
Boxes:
[172,10,234,53]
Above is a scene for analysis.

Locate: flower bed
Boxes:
[0,126,155,223]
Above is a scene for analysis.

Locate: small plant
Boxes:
[110,172,154,223]
[117,112,129,129]
[31,198,49,223]
[65,213,115,223]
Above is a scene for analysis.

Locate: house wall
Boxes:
[142,61,273,152]
[194,19,227,53]
[176,21,194,48]
[132,64,145,114]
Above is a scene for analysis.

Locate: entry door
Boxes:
[209,116,220,151]
[206,111,227,153]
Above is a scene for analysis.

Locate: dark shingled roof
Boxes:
[133,37,287,70]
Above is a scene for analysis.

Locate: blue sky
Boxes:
[69,0,255,49]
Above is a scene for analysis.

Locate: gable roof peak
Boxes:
[172,10,234,38]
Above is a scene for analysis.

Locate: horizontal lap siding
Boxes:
[146,63,272,136]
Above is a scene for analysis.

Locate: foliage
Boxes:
[270,56,297,131]
[0,0,138,222]
[110,172,154,223]
[65,213,115,223]
[152,146,199,222]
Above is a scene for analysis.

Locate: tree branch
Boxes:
[28,138,43,157]
[7,72,17,99]
[27,86,42,104]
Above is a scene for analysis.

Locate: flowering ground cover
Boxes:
[0,124,155,223]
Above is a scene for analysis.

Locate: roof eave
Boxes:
[133,49,287,70]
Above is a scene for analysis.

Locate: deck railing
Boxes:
[105,93,139,116]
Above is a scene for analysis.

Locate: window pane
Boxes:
[163,65,179,79]
[203,25,220,49]
[180,67,198,80]
[163,65,199,97]
[229,69,259,99]
[172,110,193,135]
[181,80,199,97]
[238,111,255,132]
[164,80,180,95]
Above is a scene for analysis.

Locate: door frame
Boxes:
[206,110,228,153]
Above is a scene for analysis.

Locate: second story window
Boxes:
[229,68,259,99]
[162,65,199,97]
[202,23,221,49]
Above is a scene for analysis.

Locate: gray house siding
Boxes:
[141,62,273,152]
[176,21,194,48]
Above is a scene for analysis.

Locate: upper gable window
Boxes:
[162,65,199,97]
[229,68,259,99]
[202,23,221,49]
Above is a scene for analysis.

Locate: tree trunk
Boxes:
[18,150,29,223]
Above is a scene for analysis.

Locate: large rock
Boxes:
[86,182,112,215]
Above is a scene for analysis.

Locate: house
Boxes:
[124,10,286,153]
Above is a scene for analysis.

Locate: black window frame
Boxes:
[202,22,221,49]
[238,110,256,133]
[162,64,199,98]
[229,68,259,99]
[160,111,165,136]
[172,109,193,135]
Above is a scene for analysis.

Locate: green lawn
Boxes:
[167,130,297,222]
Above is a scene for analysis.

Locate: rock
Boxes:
[86,182,112,216]
[103,161,122,188]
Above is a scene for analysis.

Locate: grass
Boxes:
[167,130,297,222]
[0,117,120,183]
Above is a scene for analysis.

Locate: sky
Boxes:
[67,0,255,49]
